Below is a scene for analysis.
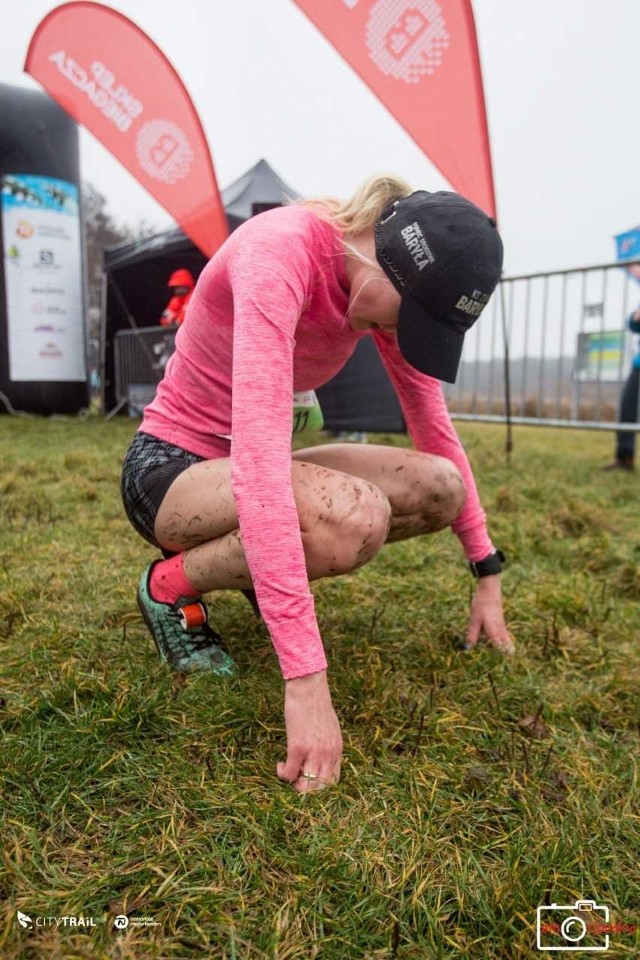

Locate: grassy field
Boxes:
[0,415,638,960]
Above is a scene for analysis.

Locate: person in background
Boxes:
[604,305,640,471]
[121,175,514,794]
[160,268,195,327]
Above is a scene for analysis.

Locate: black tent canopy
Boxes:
[221,157,299,219]
[102,158,403,431]
[103,158,297,273]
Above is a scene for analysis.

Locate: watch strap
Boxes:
[469,549,505,578]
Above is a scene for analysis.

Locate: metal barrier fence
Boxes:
[112,326,176,417]
[443,258,640,432]
[112,259,640,432]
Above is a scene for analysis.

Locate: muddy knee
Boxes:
[306,479,392,574]
[393,455,467,536]
[428,459,467,528]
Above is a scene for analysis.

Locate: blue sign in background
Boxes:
[614,226,640,262]
[1,173,78,215]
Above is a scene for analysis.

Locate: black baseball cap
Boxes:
[374,190,503,383]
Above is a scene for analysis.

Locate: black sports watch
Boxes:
[469,549,505,578]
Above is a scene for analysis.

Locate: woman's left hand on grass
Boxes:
[464,574,515,654]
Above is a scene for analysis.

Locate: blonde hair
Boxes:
[296,173,413,240]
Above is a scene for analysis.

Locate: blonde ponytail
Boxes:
[297,174,413,239]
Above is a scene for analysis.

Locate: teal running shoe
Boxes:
[137,562,237,676]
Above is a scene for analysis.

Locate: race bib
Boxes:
[292,390,324,434]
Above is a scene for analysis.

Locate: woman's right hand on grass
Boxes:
[277,670,343,792]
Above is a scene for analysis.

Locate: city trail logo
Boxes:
[17,910,100,929]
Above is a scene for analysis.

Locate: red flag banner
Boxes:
[25,1,227,257]
[292,0,496,217]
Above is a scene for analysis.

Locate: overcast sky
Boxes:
[1,0,639,276]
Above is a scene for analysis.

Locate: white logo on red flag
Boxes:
[135,120,194,184]
[292,0,496,213]
[26,4,228,255]
[48,51,143,132]
[366,0,449,83]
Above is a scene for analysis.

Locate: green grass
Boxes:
[0,416,639,959]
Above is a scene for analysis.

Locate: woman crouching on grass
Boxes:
[120,175,515,793]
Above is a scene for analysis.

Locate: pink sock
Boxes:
[149,554,201,605]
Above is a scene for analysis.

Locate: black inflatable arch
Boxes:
[0,83,88,414]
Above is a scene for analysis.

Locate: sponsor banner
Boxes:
[292,0,497,216]
[1,174,85,382]
[574,330,631,383]
[25,1,227,257]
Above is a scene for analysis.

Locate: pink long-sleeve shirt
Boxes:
[140,205,494,679]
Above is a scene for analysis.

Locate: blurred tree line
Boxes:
[82,182,155,369]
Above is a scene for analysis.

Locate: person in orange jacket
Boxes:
[160,268,195,327]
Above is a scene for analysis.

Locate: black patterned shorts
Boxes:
[120,431,205,548]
